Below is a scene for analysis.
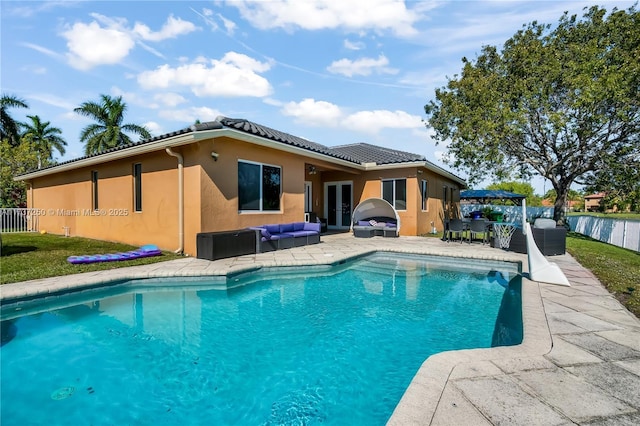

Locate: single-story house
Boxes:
[16,116,466,256]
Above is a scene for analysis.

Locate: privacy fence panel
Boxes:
[567,215,640,253]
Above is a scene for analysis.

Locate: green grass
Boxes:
[566,232,640,318]
[0,233,182,284]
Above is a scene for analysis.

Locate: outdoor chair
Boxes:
[469,219,490,244]
[446,219,465,243]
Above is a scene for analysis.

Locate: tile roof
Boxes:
[18,116,461,181]
[217,117,357,163]
[330,142,426,165]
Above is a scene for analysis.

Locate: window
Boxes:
[91,170,98,210]
[133,163,142,212]
[238,160,281,211]
[382,178,406,210]
[421,179,428,211]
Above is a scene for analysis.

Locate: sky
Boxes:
[2,0,635,195]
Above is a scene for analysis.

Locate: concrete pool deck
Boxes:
[2,233,639,424]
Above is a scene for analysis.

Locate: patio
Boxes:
[2,233,639,424]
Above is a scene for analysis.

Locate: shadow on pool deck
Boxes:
[2,233,639,425]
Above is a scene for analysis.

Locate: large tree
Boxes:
[1,94,28,146]
[486,181,541,206]
[0,139,40,208]
[424,6,639,221]
[21,115,67,168]
[584,144,640,212]
[74,94,151,155]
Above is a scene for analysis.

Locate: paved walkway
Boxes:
[2,233,639,425]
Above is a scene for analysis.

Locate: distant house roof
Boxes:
[16,116,465,185]
[460,190,526,205]
[584,192,606,199]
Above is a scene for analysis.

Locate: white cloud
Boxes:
[217,13,238,35]
[158,106,223,123]
[280,98,423,134]
[27,93,76,110]
[342,110,423,134]
[154,92,187,107]
[5,1,76,18]
[60,14,197,70]
[281,98,343,127]
[110,86,154,108]
[326,54,397,77]
[21,65,47,75]
[343,39,365,50]
[133,15,198,41]
[21,42,64,60]
[62,21,135,70]
[137,52,273,98]
[144,121,164,136]
[230,0,423,37]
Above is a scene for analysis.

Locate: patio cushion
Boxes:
[265,224,281,234]
[280,223,295,233]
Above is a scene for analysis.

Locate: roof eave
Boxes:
[364,161,467,186]
[15,127,361,181]
[207,128,361,169]
[15,133,199,181]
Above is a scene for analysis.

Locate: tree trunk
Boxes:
[553,189,569,222]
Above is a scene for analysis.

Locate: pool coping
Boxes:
[387,266,550,424]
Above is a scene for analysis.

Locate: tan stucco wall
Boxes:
[315,166,461,236]
[25,137,463,255]
[196,136,308,233]
[29,150,187,252]
[27,137,317,255]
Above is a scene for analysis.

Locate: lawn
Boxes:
[566,232,640,318]
[0,233,182,284]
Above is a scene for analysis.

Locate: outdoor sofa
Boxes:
[351,198,401,238]
[352,217,399,238]
[251,222,321,252]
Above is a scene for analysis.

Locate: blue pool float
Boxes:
[67,244,162,264]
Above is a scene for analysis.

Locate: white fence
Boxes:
[0,208,40,233]
[566,215,640,253]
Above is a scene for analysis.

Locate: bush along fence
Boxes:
[566,215,640,253]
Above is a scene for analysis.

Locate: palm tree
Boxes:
[1,94,29,146]
[21,115,67,168]
[74,94,151,155]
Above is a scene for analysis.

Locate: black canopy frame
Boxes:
[460,190,526,206]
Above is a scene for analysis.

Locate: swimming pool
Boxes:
[1,253,522,425]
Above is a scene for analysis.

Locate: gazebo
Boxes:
[460,190,526,206]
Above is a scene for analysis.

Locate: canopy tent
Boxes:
[460,190,526,206]
[352,198,401,234]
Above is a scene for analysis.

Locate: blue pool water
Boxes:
[1,253,522,425]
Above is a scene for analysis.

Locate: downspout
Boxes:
[165,147,184,254]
